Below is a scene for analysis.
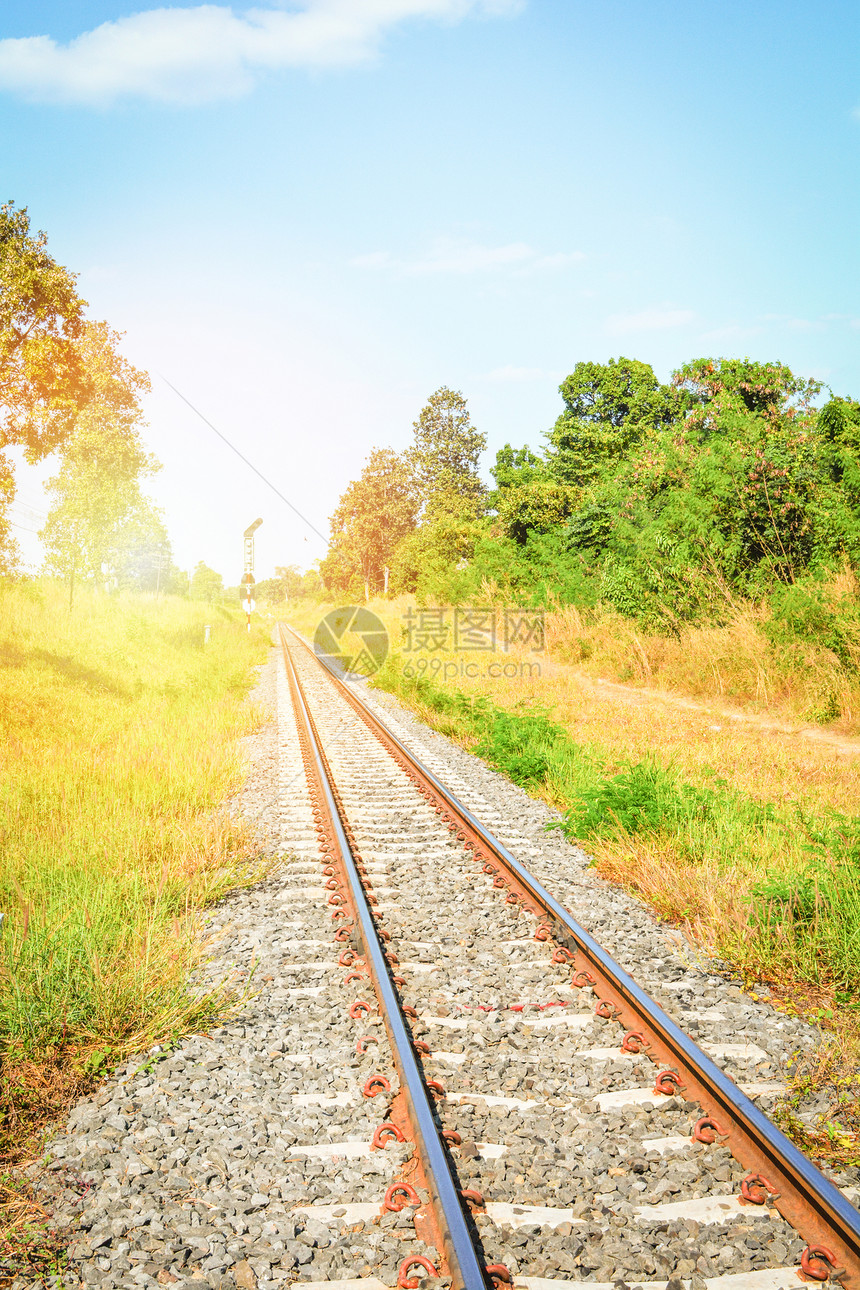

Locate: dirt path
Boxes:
[566,666,860,758]
[478,649,860,816]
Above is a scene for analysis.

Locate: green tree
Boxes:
[546,357,675,489]
[256,564,307,602]
[819,396,860,449]
[565,357,834,613]
[301,567,324,598]
[167,567,190,597]
[1,202,90,567]
[190,561,223,602]
[673,356,821,425]
[389,509,486,599]
[490,444,545,493]
[489,444,573,543]
[407,386,487,518]
[818,397,860,514]
[109,499,174,593]
[40,323,157,607]
[275,564,304,598]
[321,447,417,599]
[318,543,361,599]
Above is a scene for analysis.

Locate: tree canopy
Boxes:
[321,447,417,598]
[490,445,571,543]
[406,386,487,519]
[40,322,161,605]
[321,353,860,629]
[673,357,821,423]
[0,203,90,466]
[190,562,223,602]
[320,389,492,600]
[0,203,94,568]
[546,357,674,490]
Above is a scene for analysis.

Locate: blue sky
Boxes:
[2,0,858,583]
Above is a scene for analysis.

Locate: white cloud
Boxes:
[351,237,585,276]
[696,313,860,346]
[605,307,695,335]
[0,0,524,105]
[821,313,860,330]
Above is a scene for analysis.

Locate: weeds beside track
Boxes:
[367,653,860,1164]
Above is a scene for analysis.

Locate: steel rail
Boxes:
[279,627,491,1290]
[285,623,860,1288]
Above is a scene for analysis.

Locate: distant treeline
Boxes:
[321,358,860,635]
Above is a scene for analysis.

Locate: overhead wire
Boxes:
[159,375,329,546]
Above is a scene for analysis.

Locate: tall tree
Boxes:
[1,202,90,567]
[407,386,487,518]
[269,564,305,600]
[40,322,158,607]
[255,564,318,603]
[546,357,675,490]
[190,561,223,602]
[322,447,417,599]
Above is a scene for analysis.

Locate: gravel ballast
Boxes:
[22,638,858,1290]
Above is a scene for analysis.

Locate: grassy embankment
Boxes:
[287,595,860,1163]
[1,581,272,1276]
[544,573,860,732]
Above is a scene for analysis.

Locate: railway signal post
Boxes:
[242,517,262,632]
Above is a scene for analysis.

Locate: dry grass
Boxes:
[580,832,752,956]
[0,1172,74,1287]
[545,570,860,732]
[772,1007,860,1169]
[516,661,860,816]
[285,594,860,819]
[0,1059,96,1285]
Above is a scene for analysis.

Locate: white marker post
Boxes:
[242,518,262,633]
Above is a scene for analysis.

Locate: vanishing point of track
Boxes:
[279,622,860,1290]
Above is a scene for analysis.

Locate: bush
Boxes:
[558,760,718,837]
[472,706,556,787]
[765,581,860,669]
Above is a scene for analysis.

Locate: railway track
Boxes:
[277,621,860,1290]
[35,626,860,1290]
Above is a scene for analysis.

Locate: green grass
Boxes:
[371,653,860,1001]
[0,580,272,1100]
